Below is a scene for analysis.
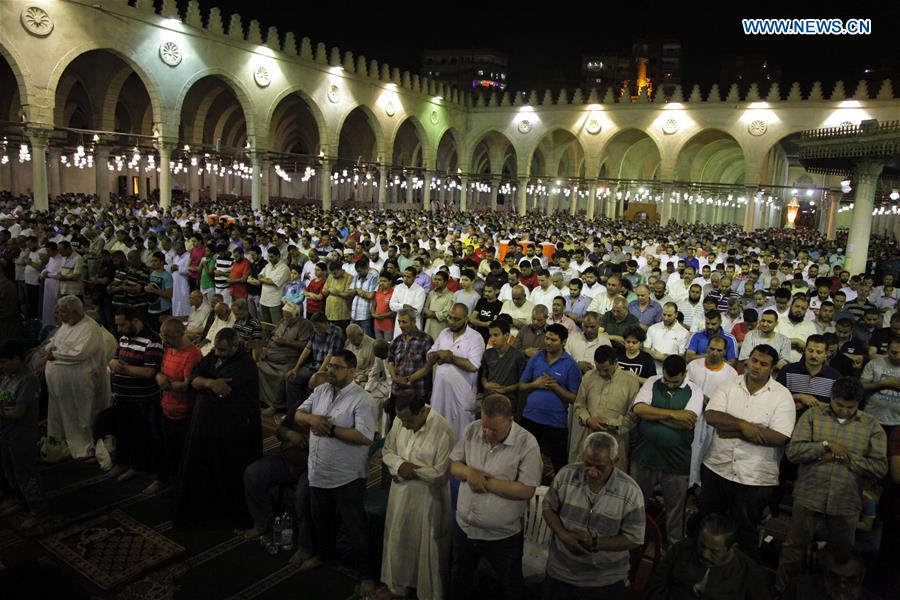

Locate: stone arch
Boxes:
[0,41,29,124]
[436,127,460,173]
[603,128,661,180]
[0,39,35,106]
[46,44,163,129]
[674,129,746,184]
[392,116,429,168]
[468,130,517,176]
[178,76,249,152]
[334,104,385,162]
[173,69,258,141]
[264,87,328,155]
[525,128,585,177]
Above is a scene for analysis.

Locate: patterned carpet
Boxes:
[41,510,186,590]
[0,413,370,599]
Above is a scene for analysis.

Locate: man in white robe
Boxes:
[426,304,485,441]
[389,267,427,338]
[381,395,453,599]
[170,244,191,318]
[44,296,109,458]
[40,243,64,328]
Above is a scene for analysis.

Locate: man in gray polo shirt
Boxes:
[449,394,542,599]
[542,431,645,599]
[293,349,376,596]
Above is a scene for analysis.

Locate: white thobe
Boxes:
[389,283,427,338]
[201,314,236,355]
[428,327,485,441]
[381,408,453,599]
[41,254,63,327]
[171,252,191,317]
[685,359,737,487]
[45,316,109,458]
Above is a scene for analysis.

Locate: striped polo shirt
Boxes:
[544,464,645,587]
[776,361,841,404]
[112,329,164,403]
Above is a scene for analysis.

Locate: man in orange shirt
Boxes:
[229,247,252,301]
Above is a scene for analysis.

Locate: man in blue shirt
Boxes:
[686,310,738,366]
[520,323,582,477]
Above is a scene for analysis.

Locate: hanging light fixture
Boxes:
[786,195,801,228]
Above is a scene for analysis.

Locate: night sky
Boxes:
[188,2,897,93]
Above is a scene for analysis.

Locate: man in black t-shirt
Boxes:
[469,282,503,343]
[868,312,900,358]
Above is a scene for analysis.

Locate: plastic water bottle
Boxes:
[280,512,294,550]
[273,516,283,552]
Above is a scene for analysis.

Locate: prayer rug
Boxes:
[40,509,186,590]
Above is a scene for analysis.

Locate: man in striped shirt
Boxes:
[543,431,644,598]
[213,244,233,305]
[107,306,164,482]
[776,334,841,413]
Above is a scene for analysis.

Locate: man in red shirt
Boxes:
[229,247,252,301]
[149,318,202,495]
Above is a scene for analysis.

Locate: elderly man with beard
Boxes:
[257,302,311,416]
[176,328,262,530]
[423,303,485,441]
[776,296,818,363]
[184,290,211,341]
[499,284,534,338]
[198,298,235,356]
[44,295,109,459]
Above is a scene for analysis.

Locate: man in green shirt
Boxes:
[631,355,704,547]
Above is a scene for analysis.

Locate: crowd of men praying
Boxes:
[0,189,898,599]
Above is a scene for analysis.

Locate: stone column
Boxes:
[26,127,51,212]
[517,178,528,216]
[156,139,177,211]
[47,147,61,199]
[321,161,332,210]
[459,176,469,212]
[95,145,110,205]
[586,183,596,219]
[261,160,271,208]
[377,166,388,208]
[743,188,758,232]
[490,176,499,211]
[209,169,217,202]
[423,171,432,211]
[845,160,884,273]
[250,152,262,211]
[825,191,841,241]
[189,157,200,204]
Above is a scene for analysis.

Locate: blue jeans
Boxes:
[243,456,314,553]
[450,522,524,600]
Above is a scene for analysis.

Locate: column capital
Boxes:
[24,124,53,146]
[154,137,179,153]
[853,159,884,184]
